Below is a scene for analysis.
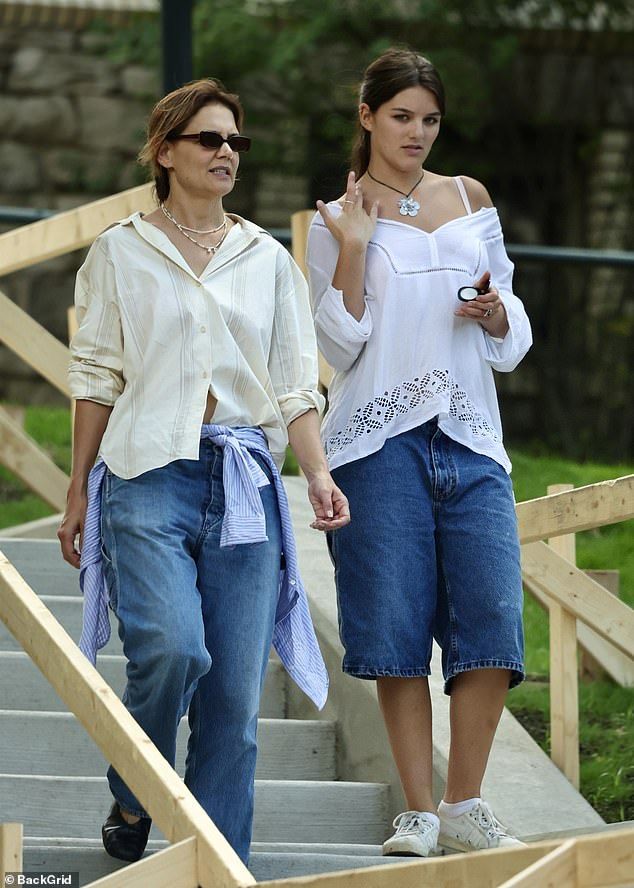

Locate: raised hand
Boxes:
[316,171,379,250]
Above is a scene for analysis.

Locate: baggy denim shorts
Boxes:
[329,419,525,694]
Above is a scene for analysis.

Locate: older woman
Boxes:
[58,78,348,865]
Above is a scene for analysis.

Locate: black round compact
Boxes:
[457,285,488,302]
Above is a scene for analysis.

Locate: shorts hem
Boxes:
[444,659,525,695]
[343,664,431,680]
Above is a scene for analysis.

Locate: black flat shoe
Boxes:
[102,802,152,862]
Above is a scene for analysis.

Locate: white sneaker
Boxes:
[382,811,439,857]
[438,800,525,852]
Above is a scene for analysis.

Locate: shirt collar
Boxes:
[119,211,271,283]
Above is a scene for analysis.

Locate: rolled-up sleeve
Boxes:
[306,218,373,372]
[482,233,532,372]
[68,240,124,405]
[269,247,326,426]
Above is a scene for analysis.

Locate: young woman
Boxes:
[306,48,532,857]
[58,78,349,866]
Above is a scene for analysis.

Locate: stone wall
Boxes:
[0,23,161,403]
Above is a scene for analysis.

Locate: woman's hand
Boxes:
[454,271,509,338]
[57,485,87,569]
[307,471,351,532]
[316,171,379,251]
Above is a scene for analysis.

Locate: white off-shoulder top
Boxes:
[306,180,532,473]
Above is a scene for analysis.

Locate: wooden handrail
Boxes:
[255,828,634,887]
[516,474,633,543]
[0,551,255,888]
[0,183,155,277]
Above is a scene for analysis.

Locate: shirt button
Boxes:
[200,325,207,333]
[201,371,207,378]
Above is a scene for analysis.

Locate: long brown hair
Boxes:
[138,78,244,202]
[351,49,445,178]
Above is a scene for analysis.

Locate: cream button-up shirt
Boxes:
[69,211,325,479]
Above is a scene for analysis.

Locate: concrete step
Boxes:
[0,539,80,597]
[22,841,400,885]
[1,775,389,844]
[0,652,287,718]
[0,595,121,654]
[0,711,336,781]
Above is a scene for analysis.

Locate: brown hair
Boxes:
[351,48,445,178]
[138,78,244,202]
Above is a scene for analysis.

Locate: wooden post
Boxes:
[291,209,334,392]
[0,822,23,881]
[547,483,580,789]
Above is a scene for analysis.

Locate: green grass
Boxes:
[1,406,632,821]
[508,680,634,823]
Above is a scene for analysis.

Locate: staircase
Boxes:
[0,538,398,884]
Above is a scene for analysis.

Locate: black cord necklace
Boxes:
[366,169,425,217]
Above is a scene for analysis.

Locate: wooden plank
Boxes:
[290,209,314,277]
[516,475,634,544]
[290,209,334,391]
[0,552,255,888]
[547,484,579,789]
[0,822,23,880]
[0,289,71,396]
[0,184,155,276]
[85,836,198,888]
[521,541,634,658]
[257,828,634,888]
[256,841,562,888]
[577,570,634,687]
[496,839,577,888]
[524,576,634,688]
[576,826,634,886]
[0,406,69,511]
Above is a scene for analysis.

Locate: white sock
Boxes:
[419,812,440,829]
[438,797,481,818]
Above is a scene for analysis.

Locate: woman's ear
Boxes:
[157,140,173,171]
[358,103,373,132]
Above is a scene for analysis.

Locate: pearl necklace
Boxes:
[161,204,229,254]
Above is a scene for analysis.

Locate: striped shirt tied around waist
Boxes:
[79,424,329,709]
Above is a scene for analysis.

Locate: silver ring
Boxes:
[484,308,494,318]
[343,199,355,204]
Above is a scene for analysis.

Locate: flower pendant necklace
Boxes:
[366,169,425,217]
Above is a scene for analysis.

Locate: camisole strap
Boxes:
[453,176,472,214]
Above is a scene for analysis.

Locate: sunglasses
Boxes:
[169,131,251,152]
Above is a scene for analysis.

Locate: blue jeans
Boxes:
[101,441,282,862]
[329,420,524,693]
